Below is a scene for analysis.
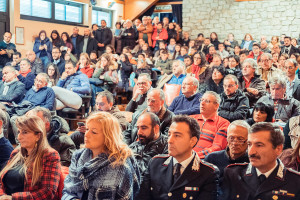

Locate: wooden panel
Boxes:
[124,0,158,20]
[156,1,182,5]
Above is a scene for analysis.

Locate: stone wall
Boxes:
[182,0,300,42]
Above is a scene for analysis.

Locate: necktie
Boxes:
[173,163,181,183]
[258,174,266,185]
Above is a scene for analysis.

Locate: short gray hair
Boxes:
[173,60,186,72]
[138,73,151,82]
[148,88,165,101]
[228,120,250,133]
[224,74,239,85]
[37,73,50,83]
[242,58,258,69]
[268,75,286,88]
[29,106,52,123]
[3,65,16,72]
[285,59,298,68]
[183,76,199,90]
[261,53,272,60]
[203,91,221,104]
[20,58,31,65]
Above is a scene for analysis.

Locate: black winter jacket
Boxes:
[94,27,112,51]
[218,89,250,122]
[47,116,76,166]
[129,134,168,177]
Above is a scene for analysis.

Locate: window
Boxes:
[55,2,82,23]
[20,0,51,19]
[92,8,112,28]
[0,0,6,12]
[20,0,83,25]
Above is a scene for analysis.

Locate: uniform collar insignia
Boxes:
[246,162,252,175]
[192,153,200,171]
[163,156,172,166]
[276,160,284,180]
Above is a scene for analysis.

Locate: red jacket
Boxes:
[190,114,230,159]
[76,64,94,78]
[247,51,263,61]
[151,28,168,48]
[0,148,62,200]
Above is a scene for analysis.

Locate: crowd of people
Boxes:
[0,14,300,199]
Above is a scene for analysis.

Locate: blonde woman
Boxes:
[0,115,61,199]
[62,112,141,200]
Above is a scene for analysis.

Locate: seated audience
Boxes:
[247,43,263,61]
[155,49,172,75]
[191,91,230,158]
[0,115,61,199]
[0,32,16,68]
[238,58,266,107]
[76,53,94,78]
[281,36,299,56]
[176,46,188,61]
[168,76,201,115]
[126,73,152,113]
[137,115,219,199]
[279,137,300,171]
[221,122,300,200]
[219,75,250,122]
[202,37,214,55]
[62,112,141,199]
[51,47,66,74]
[123,88,174,145]
[257,75,300,123]
[240,33,255,51]
[0,66,25,104]
[188,52,212,83]
[183,55,192,68]
[156,60,186,90]
[239,50,250,64]
[33,30,52,69]
[46,63,60,87]
[257,53,281,82]
[71,91,128,149]
[246,102,275,126]
[7,52,21,71]
[129,112,168,176]
[199,66,225,94]
[25,50,44,75]
[205,120,250,180]
[0,109,13,171]
[27,106,76,167]
[205,46,216,64]
[17,58,36,91]
[226,55,241,77]
[260,40,271,53]
[284,59,300,100]
[217,43,229,60]
[53,61,90,110]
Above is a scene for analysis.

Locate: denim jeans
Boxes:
[40,56,49,71]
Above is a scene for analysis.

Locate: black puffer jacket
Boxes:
[47,116,76,166]
[218,89,250,122]
[129,134,168,177]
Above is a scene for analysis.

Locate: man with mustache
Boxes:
[137,115,219,199]
[129,112,168,177]
[221,122,300,199]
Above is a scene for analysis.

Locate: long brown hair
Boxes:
[288,138,300,166]
[86,112,133,167]
[0,115,51,186]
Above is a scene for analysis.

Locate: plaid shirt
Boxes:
[0,148,61,200]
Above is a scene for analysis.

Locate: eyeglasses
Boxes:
[283,66,296,70]
[227,136,247,144]
[96,102,106,106]
[223,84,236,88]
[137,82,147,86]
[261,59,270,62]
[199,99,216,104]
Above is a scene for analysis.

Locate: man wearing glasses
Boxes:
[238,58,266,107]
[205,120,250,181]
[190,91,230,159]
[126,73,152,113]
[257,53,280,82]
[219,74,250,122]
[283,59,300,100]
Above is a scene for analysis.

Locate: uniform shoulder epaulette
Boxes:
[226,162,249,168]
[286,167,300,175]
[200,160,219,171]
[153,154,170,159]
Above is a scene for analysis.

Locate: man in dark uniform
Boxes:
[137,115,219,200]
[222,122,300,200]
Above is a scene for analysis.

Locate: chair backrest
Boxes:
[163,83,181,106]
